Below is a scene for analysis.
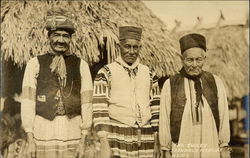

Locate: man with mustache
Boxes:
[93,26,160,158]
[159,33,231,158]
[21,8,93,158]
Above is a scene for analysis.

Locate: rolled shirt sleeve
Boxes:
[21,57,39,133]
[92,67,111,135]
[80,60,93,135]
[214,75,230,147]
[159,79,172,151]
[149,71,160,132]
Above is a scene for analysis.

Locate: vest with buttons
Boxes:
[36,54,81,120]
[107,62,152,127]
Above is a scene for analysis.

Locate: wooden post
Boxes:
[171,19,181,33]
[215,10,225,28]
[193,16,203,31]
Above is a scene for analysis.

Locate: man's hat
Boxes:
[45,8,75,35]
[179,33,206,54]
[119,26,142,41]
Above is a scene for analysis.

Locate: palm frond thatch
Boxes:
[1,0,180,77]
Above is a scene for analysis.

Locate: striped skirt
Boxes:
[33,115,82,158]
[107,119,155,158]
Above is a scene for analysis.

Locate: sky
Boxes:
[144,1,249,31]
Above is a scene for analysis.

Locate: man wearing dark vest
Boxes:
[159,33,231,158]
[21,8,93,158]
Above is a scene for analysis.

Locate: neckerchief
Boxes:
[180,68,203,123]
[115,56,139,78]
[49,51,71,88]
[180,67,203,105]
[49,51,71,115]
[116,56,142,126]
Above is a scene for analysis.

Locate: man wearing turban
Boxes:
[92,26,161,158]
[21,8,93,158]
[159,33,231,158]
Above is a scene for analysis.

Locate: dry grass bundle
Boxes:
[1,0,180,77]
[173,25,249,99]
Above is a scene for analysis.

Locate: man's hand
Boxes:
[153,132,161,158]
[26,142,36,158]
[99,137,111,158]
[160,150,171,158]
[220,147,231,158]
[25,132,36,158]
[97,131,111,158]
[74,141,85,158]
[153,143,161,158]
[74,135,86,158]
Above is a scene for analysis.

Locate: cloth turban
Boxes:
[179,33,206,54]
[45,8,75,35]
[119,26,142,41]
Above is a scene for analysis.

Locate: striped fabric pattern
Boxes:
[93,66,111,133]
[93,65,160,158]
[35,142,79,158]
[108,119,154,158]
[33,115,82,158]
[149,70,160,132]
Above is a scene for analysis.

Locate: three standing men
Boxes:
[159,33,231,158]
[21,8,93,158]
[93,26,160,158]
[21,7,231,158]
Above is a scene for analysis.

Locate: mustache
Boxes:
[188,68,201,71]
[126,54,137,57]
[53,42,68,47]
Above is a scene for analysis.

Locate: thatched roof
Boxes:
[1,0,180,77]
[172,25,249,99]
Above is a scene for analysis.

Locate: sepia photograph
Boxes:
[0,1,249,158]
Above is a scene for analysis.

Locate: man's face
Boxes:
[49,30,71,54]
[120,39,141,65]
[182,47,206,76]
